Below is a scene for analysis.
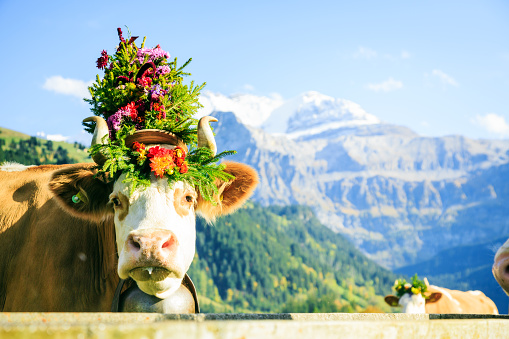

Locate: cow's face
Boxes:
[384,292,442,313]
[398,293,426,313]
[112,174,197,298]
[493,239,509,295]
[50,160,258,299]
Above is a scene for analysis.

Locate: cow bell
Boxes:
[115,275,200,313]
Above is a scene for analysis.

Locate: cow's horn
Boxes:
[424,277,429,288]
[83,116,109,165]
[197,116,218,157]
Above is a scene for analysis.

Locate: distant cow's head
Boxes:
[49,116,258,298]
[384,291,442,313]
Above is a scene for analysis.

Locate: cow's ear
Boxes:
[196,161,258,222]
[49,164,113,222]
[425,292,442,304]
[384,295,400,307]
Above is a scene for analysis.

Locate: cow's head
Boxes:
[385,277,442,313]
[384,292,442,313]
[49,116,258,298]
[493,239,509,296]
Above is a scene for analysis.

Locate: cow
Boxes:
[385,281,498,314]
[0,116,258,312]
[493,238,509,308]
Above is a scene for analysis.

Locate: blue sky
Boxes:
[0,0,508,144]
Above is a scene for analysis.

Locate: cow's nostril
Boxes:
[504,264,509,275]
[127,235,141,251]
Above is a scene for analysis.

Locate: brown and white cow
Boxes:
[493,239,509,308]
[0,116,258,312]
[385,283,498,314]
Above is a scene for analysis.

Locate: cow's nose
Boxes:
[127,229,178,258]
[493,252,509,294]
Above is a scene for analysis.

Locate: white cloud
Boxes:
[431,69,458,87]
[242,84,255,92]
[366,78,403,92]
[269,92,283,101]
[36,131,69,142]
[401,50,411,59]
[46,134,69,142]
[42,76,93,99]
[472,113,509,136]
[353,46,377,59]
[353,47,410,61]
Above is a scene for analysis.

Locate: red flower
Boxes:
[132,141,145,152]
[151,102,166,120]
[137,76,152,88]
[133,142,147,164]
[117,28,125,43]
[96,50,109,69]
[179,161,188,174]
[173,146,186,166]
[147,146,175,178]
[147,146,171,159]
[123,102,138,120]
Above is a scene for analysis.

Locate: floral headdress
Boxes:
[83,28,235,200]
[392,274,428,298]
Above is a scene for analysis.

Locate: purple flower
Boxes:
[136,45,170,64]
[150,84,166,100]
[107,106,132,138]
[157,65,171,75]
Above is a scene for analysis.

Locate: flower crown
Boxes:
[83,28,235,201]
[392,274,428,298]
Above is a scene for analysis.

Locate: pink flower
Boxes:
[136,45,170,63]
[157,65,171,75]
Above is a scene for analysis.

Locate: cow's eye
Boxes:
[185,195,194,203]
[111,197,121,207]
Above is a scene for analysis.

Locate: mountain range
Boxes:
[198,91,509,269]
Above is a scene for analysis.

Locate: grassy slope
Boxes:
[0,126,92,164]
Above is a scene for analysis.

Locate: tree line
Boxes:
[0,134,86,165]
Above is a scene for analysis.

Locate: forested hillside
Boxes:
[188,203,397,313]
[0,127,90,165]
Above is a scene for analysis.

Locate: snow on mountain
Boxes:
[263,91,380,136]
[197,91,380,138]
[197,91,283,127]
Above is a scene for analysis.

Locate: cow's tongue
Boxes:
[130,267,170,281]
